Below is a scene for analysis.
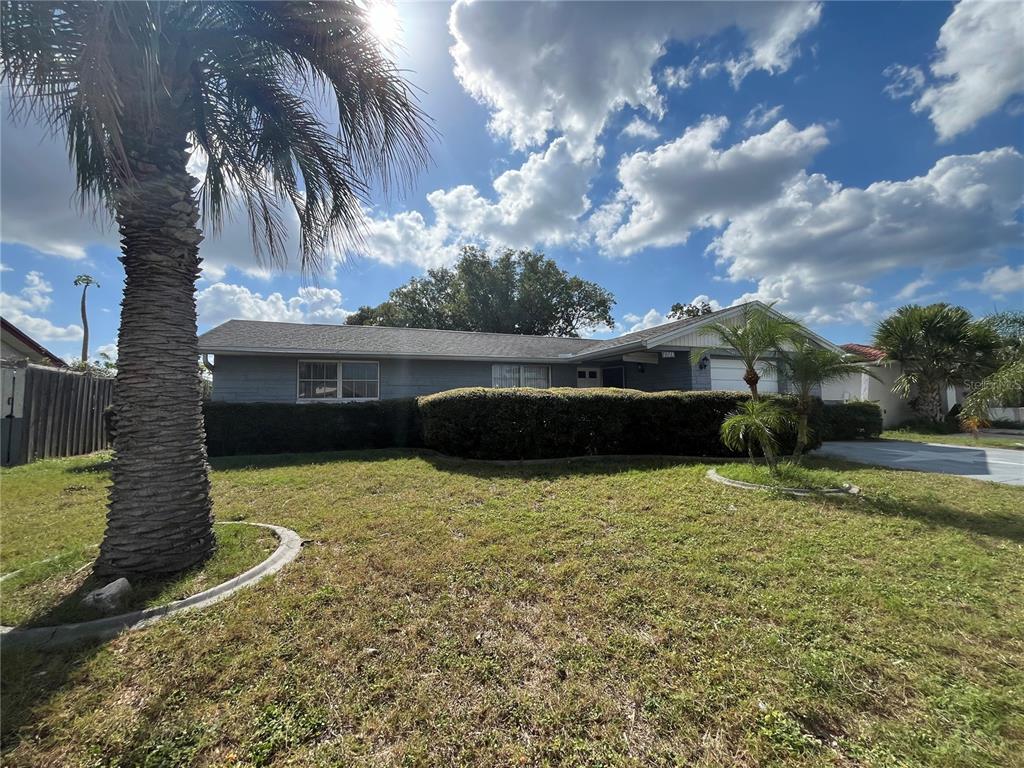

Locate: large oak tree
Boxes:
[347,246,615,337]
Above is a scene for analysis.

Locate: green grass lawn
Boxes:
[715,462,848,490]
[1,523,274,628]
[2,450,1022,767]
[880,429,1024,449]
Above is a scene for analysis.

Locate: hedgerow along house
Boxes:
[199,301,847,403]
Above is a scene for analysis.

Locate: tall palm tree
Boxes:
[720,398,790,474]
[73,273,99,364]
[697,303,800,399]
[1,2,430,577]
[780,340,878,462]
[873,304,1000,423]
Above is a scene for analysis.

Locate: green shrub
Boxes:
[417,387,820,460]
[822,401,883,440]
[203,399,421,457]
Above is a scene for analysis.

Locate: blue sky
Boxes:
[2,0,1022,364]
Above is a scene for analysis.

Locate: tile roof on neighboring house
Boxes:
[199,301,845,361]
[841,343,886,362]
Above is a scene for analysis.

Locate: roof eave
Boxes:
[199,346,575,365]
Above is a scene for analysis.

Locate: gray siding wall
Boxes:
[212,355,297,403]
[620,352,693,392]
[211,354,581,402]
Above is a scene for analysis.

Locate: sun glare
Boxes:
[366,1,401,47]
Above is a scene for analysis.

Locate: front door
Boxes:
[601,366,625,388]
[576,367,601,388]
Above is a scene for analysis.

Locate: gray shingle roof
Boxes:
[200,320,602,360]
[198,304,743,361]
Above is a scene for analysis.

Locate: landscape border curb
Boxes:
[425,449,741,466]
[705,468,859,497]
[0,522,303,650]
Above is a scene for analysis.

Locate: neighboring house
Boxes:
[823,342,962,428]
[1,318,67,466]
[199,301,845,404]
[1,317,67,367]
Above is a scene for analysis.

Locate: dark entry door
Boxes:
[602,366,624,388]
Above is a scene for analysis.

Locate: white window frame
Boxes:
[491,363,552,389]
[296,359,380,402]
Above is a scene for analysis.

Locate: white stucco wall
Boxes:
[822,363,917,428]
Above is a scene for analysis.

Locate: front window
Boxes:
[298,361,338,399]
[492,364,550,389]
[341,361,379,399]
[298,360,379,400]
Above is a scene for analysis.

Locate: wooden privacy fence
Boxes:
[2,363,114,466]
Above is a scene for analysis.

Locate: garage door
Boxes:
[709,358,778,394]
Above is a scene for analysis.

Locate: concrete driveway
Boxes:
[817,440,1024,486]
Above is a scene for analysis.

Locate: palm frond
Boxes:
[1,0,433,272]
[720,399,790,455]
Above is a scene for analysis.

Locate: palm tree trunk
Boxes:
[763,440,778,474]
[792,411,808,464]
[95,125,214,578]
[744,367,760,400]
[915,381,944,423]
[80,286,89,364]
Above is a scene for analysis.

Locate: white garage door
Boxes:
[710,358,778,394]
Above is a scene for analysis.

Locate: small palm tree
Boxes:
[73,274,98,364]
[2,2,430,577]
[960,359,1024,431]
[780,340,878,462]
[720,399,792,474]
[874,304,1001,423]
[697,303,801,400]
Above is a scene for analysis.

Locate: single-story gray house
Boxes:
[199,300,845,403]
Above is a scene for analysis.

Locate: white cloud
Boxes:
[690,294,723,312]
[449,1,821,155]
[0,119,115,260]
[428,137,595,249]
[742,103,784,131]
[620,117,660,140]
[882,64,925,100]
[894,276,935,301]
[95,342,118,362]
[662,58,722,91]
[622,295,724,333]
[360,209,458,269]
[732,272,881,326]
[961,263,1024,299]
[0,116,315,281]
[196,283,354,329]
[711,147,1024,321]
[0,270,84,341]
[623,308,671,332]
[909,0,1024,140]
[361,137,596,269]
[595,116,829,256]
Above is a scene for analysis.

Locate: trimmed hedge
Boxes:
[822,401,883,440]
[203,399,421,457]
[417,387,822,460]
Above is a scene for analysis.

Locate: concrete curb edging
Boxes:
[706,468,860,497]
[0,522,303,650]
[424,449,741,467]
